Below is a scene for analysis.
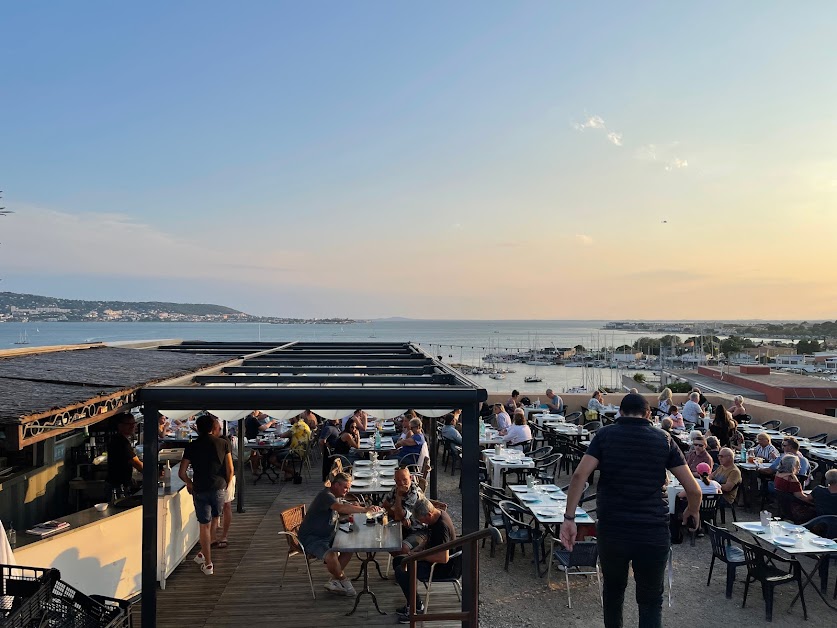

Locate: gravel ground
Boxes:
[436,470,832,627]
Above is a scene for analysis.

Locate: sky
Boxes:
[1,2,836,320]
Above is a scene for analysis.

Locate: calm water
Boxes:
[0,320,668,393]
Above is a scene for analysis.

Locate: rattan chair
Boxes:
[278,504,316,599]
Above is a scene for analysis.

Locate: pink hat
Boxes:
[696,462,712,475]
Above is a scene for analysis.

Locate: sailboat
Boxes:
[14,330,30,345]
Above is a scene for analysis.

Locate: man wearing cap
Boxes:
[560,393,701,628]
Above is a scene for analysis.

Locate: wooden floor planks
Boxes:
[150,470,463,627]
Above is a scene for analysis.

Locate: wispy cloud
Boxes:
[665,158,688,171]
[636,143,689,172]
[575,234,594,246]
[573,115,606,131]
[572,113,622,147]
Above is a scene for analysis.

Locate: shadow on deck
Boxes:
[152,473,463,627]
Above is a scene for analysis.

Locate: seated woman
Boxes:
[333,421,363,462]
[667,405,685,430]
[502,410,533,449]
[686,435,713,477]
[752,432,780,462]
[657,387,673,415]
[709,447,742,506]
[709,404,737,448]
[396,417,426,462]
[729,395,747,419]
[705,436,721,466]
[680,462,722,497]
[773,453,816,524]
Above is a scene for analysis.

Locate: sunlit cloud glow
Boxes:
[575,234,594,246]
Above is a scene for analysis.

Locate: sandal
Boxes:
[210,540,220,548]
[217,540,228,549]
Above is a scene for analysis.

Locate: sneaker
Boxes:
[398,606,424,623]
[200,563,214,575]
[324,579,345,595]
[194,552,206,565]
[395,605,409,616]
[340,579,357,597]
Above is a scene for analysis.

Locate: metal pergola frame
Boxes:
[138,341,486,628]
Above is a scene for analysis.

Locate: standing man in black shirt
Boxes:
[560,394,701,628]
[106,413,143,493]
[179,414,233,576]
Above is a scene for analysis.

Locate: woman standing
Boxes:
[657,388,673,414]
[709,404,737,448]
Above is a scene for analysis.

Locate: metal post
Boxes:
[460,402,479,627]
[236,418,246,513]
[428,415,438,500]
[141,405,160,628]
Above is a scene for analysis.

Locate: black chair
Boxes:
[563,411,583,425]
[690,495,720,546]
[704,523,746,598]
[529,423,548,449]
[479,492,504,557]
[808,433,829,444]
[806,461,819,486]
[557,480,590,501]
[827,438,837,448]
[532,453,563,484]
[498,500,545,577]
[783,426,801,437]
[761,420,782,430]
[738,413,753,424]
[584,421,602,433]
[801,515,837,596]
[741,540,808,621]
[547,539,602,608]
[717,486,739,523]
[529,445,553,460]
[448,443,462,476]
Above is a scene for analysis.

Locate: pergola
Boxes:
[138,341,487,627]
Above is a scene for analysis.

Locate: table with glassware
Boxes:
[355,436,396,455]
[483,448,535,487]
[480,427,505,447]
[528,412,565,426]
[347,457,399,502]
[331,514,403,615]
[363,420,397,436]
[543,422,591,441]
[508,483,596,528]
[247,436,289,484]
[734,519,837,611]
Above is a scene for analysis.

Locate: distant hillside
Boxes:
[0,291,247,319]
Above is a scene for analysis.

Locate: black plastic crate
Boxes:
[0,564,61,628]
[42,580,128,628]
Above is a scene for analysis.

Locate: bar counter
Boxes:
[13,462,198,598]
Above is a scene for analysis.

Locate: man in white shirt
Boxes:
[681,392,705,425]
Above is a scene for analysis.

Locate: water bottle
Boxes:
[162,461,172,488]
[374,430,381,450]
[536,397,541,408]
[740,448,747,464]
[478,418,485,438]
[111,488,119,505]
[7,522,15,549]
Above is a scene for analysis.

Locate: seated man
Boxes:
[393,498,457,622]
[297,472,381,597]
[342,409,368,432]
[440,411,462,446]
[244,410,277,473]
[760,436,810,480]
[544,388,564,414]
[382,468,427,554]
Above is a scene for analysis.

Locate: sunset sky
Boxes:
[1,2,835,319]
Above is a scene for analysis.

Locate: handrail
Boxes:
[401,526,502,627]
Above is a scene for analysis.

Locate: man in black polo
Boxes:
[560,394,701,628]
[106,413,143,493]
[179,414,233,576]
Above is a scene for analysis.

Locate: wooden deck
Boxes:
[151,473,463,627]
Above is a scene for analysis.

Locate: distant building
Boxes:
[699,365,837,416]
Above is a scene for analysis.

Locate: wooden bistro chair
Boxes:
[278,504,316,599]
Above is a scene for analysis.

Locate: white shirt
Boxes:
[495,411,512,431]
[503,424,532,446]
[682,400,703,423]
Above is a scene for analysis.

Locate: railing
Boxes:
[402,526,503,627]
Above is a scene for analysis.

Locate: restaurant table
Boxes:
[247,438,289,484]
[734,520,837,611]
[331,519,403,615]
[363,421,397,435]
[529,413,565,426]
[508,484,595,525]
[356,436,396,454]
[479,428,504,446]
[483,451,534,487]
[545,424,590,440]
[347,463,397,502]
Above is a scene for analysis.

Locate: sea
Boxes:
[1,319,686,394]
